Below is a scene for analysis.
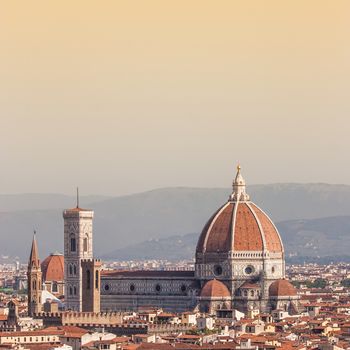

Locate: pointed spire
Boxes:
[229,164,250,201]
[28,231,40,269]
[76,187,79,208]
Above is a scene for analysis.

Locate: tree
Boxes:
[311,278,328,289]
[341,279,350,287]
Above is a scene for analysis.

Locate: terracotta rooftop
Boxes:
[240,282,260,289]
[196,202,283,254]
[269,279,297,297]
[196,167,283,254]
[41,253,64,282]
[200,279,231,298]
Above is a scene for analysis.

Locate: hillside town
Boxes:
[2,261,350,349]
[2,0,348,347]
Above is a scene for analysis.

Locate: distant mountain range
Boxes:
[2,184,350,262]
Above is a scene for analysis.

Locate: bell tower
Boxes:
[27,232,42,316]
[63,190,94,311]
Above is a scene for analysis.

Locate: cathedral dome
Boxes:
[200,279,231,298]
[41,253,64,282]
[196,166,283,254]
[269,279,296,297]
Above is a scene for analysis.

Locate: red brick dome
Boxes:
[269,279,297,297]
[200,279,231,298]
[196,167,283,254]
[41,253,64,282]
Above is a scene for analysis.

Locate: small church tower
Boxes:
[7,300,19,328]
[27,232,42,316]
[63,190,94,311]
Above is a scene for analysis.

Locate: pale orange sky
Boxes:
[1,1,350,195]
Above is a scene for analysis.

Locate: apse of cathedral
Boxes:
[27,166,299,316]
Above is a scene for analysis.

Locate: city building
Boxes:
[52,166,298,314]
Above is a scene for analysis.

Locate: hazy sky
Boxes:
[1,1,350,195]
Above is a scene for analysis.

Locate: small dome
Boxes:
[200,279,231,298]
[41,253,64,282]
[269,279,297,297]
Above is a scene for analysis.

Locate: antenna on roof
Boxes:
[76,187,79,208]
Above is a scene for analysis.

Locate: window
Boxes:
[214,265,223,276]
[73,264,77,275]
[52,282,58,293]
[155,284,161,292]
[74,286,77,295]
[83,236,88,252]
[69,287,73,295]
[86,270,91,290]
[70,236,76,252]
[69,264,73,275]
[95,271,99,289]
[245,266,254,275]
[130,284,135,292]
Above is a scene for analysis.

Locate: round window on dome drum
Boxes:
[214,265,223,276]
[245,266,254,275]
[181,284,187,293]
[130,284,135,292]
[155,284,161,292]
[104,284,110,292]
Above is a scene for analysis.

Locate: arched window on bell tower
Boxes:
[83,234,88,253]
[70,235,76,252]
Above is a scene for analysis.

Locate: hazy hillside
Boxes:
[102,233,197,261]
[103,216,350,263]
[2,184,350,261]
[279,216,350,259]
